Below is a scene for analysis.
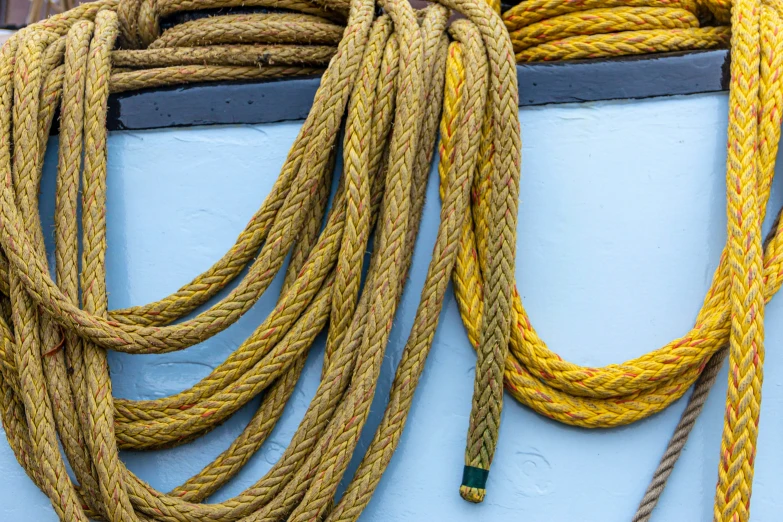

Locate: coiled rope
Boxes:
[0,0,779,521]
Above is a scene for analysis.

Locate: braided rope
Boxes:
[459,0,520,504]
[0,0,781,521]
[0,0,519,520]
[447,0,781,519]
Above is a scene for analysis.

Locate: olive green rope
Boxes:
[0,0,521,520]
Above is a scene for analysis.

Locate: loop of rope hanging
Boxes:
[450,2,783,520]
[0,0,780,521]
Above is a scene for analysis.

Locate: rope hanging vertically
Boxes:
[0,0,780,521]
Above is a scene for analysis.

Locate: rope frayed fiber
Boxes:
[0,0,781,521]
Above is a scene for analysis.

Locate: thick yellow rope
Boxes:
[447,0,781,518]
[0,0,780,521]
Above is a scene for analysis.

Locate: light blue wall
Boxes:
[2,92,782,521]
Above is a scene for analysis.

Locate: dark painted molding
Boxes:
[515,50,729,106]
[106,75,323,131]
[104,49,730,131]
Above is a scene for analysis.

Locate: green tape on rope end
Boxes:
[461,465,489,489]
[460,466,488,503]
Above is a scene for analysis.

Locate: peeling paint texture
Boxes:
[2,92,783,522]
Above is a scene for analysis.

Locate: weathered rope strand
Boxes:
[632,348,728,522]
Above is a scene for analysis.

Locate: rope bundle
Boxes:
[503,0,731,61]
[0,0,521,520]
[0,0,780,521]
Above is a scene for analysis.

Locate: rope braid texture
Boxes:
[0,0,781,521]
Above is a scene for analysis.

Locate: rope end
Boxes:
[460,465,488,503]
[459,485,486,503]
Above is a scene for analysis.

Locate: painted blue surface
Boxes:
[2,92,783,521]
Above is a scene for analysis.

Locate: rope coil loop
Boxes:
[2,0,783,520]
[117,0,160,48]
[503,0,730,61]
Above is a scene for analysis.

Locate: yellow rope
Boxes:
[0,0,782,520]
[503,0,730,61]
[443,0,782,518]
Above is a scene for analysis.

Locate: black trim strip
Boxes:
[160,7,306,29]
[105,49,730,131]
[106,75,323,131]
[515,50,729,106]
